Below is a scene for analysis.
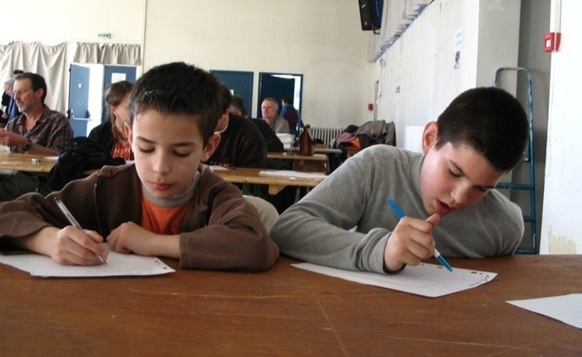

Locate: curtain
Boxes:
[0,41,141,114]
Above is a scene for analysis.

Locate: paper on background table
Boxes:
[292,262,496,298]
[0,244,175,277]
[259,170,327,179]
[507,294,582,329]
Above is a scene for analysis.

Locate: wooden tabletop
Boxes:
[212,167,325,195]
[267,152,329,161]
[0,255,580,356]
[0,152,57,173]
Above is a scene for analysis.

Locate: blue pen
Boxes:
[386,198,453,272]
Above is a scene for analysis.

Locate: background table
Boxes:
[0,255,580,356]
[267,152,329,173]
[0,153,57,173]
[212,167,325,195]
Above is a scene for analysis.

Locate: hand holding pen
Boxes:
[385,198,453,272]
[54,197,108,265]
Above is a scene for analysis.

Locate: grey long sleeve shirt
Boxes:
[270,145,523,273]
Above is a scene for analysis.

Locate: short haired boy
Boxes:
[0,62,279,271]
[270,87,528,273]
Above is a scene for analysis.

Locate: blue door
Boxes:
[210,70,253,117]
[68,64,90,136]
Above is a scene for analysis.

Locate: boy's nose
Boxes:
[451,183,471,205]
[152,153,171,175]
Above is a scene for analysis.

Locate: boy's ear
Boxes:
[201,134,221,162]
[421,121,439,154]
[124,122,133,145]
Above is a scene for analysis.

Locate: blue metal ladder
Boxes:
[492,67,537,254]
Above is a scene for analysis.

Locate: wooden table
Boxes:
[267,152,329,173]
[0,255,580,356]
[284,147,343,154]
[0,152,57,173]
[212,167,325,195]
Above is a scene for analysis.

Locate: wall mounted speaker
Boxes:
[359,0,383,31]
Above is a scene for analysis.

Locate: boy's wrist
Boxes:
[383,261,407,274]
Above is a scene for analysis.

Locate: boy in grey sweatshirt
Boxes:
[270,87,528,274]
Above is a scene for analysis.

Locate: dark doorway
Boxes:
[257,72,302,118]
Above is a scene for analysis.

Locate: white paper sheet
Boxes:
[507,294,582,329]
[292,262,496,298]
[0,245,175,278]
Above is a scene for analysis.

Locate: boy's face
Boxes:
[126,109,219,200]
[419,122,504,216]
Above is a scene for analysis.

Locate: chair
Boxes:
[243,195,279,232]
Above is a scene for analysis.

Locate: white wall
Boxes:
[0,0,372,129]
[540,0,581,254]
[374,0,520,150]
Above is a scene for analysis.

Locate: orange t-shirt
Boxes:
[140,195,191,235]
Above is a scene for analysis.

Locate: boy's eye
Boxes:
[138,146,154,153]
[174,151,191,158]
[448,169,462,178]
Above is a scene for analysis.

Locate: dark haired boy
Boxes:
[0,62,279,271]
[271,87,528,273]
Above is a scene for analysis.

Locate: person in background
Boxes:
[280,95,302,136]
[89,81,134,160]
[0,72,74,200]
[229,95,284,153]
[0,79,14,128]
[212,87,279,231]
[207,85,267,169]
[1,70,24,123]
[271,87,529,274]
[0,62,279,271]
[260,97,289,134]
[229,94,247,117]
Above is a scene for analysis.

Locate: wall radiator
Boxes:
[309,127,344,147]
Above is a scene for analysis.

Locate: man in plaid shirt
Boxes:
[0,72,73,200]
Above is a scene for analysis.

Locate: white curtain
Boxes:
[0,41,141,114]
[73,43,141,65]
[368,0,432,62]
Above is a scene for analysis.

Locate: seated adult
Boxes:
[1,70,24,124]
[260,97,289,134]
[1,79,15,128]
[207,85,267,169]
[0,72,74,200]
[88,81,133,161]
[229,94,248,117]
[228,94,284,153]
[250,118,284,153]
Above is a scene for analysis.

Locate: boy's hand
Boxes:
[52,226,108,265]
[383,214,441,272]
[107,222,156,256]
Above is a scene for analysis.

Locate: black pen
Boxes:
[54,197,106,264]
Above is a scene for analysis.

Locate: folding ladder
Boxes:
[492,67,537,254]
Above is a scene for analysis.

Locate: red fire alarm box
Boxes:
[544,32,561,52]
